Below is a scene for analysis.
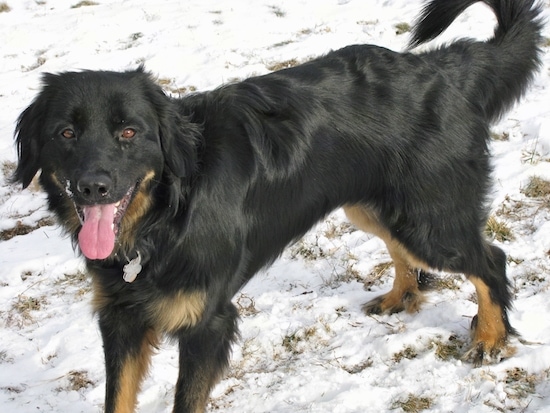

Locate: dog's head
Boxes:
[13,68,200,260]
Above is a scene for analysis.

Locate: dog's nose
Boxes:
[77,173,113,202]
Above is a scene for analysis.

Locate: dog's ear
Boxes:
[158,102,201,179]
[13,78,53,188]
[140,73,201,179]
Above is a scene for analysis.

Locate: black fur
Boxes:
[13,0,543,412]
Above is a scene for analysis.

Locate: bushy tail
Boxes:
[409,0,544,121]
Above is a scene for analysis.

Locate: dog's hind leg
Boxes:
[173,301,239,413]
[345,204,516,364]
[344,205,431,315]
[462,243,517,366]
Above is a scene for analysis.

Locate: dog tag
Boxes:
[123,252,142,283]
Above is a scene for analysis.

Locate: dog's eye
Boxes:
[61,129,76,139]
[121,128,136,140]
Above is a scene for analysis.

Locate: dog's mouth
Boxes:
[75,183,138,260]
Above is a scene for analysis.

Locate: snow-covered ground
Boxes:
[1,1,550,412]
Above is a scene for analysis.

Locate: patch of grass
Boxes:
[0,3,9,13]
[68,370,94,390]
[363,261,392,290]
[0,217,56,241]
[495,196,529,222]
[0,385,25,393]
[507,255,525,265]
[173,85,198,94]
[0,350,14,364]
[268,5,285,18]
[395,22,411,35]
[338,263,363,284]
[157,78,197,95]
[266,58,300,71]
[430,335,465,361]
[270,39,295,49]
[290,238,326,261]
[491,131,510,141]
[129,32,143,42]
[516,269,546,290]
[235,293,259,317]
[53,271,91,298]
[392,345,418,363]
[71,1,99,8]
[22,52,47,72]
[56,370,95,392]
[6,294,48,327]
[343,358,373,374]
[431,274,462,292]
[282,326,317,355]
[21,270,35,281]
[282,332,302,354]
[2,160,16,180]
[504,367,537,400]
[54,271,87,286]
[324,221,354,239]
[391,393,433,412]
[12,295,43,313]
[485,216,514,242]
[357,20,378,26]
[521,176,550,198]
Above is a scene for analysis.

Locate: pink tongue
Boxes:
[78,204,117,260]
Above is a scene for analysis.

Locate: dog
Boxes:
[13,0,543,412]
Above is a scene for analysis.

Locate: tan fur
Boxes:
[468,276,508,350]
[344,204,429,313]
[93,274,206,334]
[148,291,207,334]
[114,329,159,413]
[117,170,156,253]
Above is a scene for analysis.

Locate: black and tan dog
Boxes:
[13,0,543,412]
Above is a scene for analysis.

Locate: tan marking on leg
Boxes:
[344,205,429,314]
[114,329,159,413]
[468,276,508,354]
[148,291,207,334]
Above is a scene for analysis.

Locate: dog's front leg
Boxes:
[97,306,158,413]
[172,302,239,413]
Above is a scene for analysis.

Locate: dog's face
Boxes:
[14,69,195,260]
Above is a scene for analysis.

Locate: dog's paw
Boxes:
[463,315,517,367]
[462,340,516,367]
[362,289,425,315]
[362,295,388,315]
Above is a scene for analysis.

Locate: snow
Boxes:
[1,0,550,412]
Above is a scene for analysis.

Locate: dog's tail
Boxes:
[409,0,544,122]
